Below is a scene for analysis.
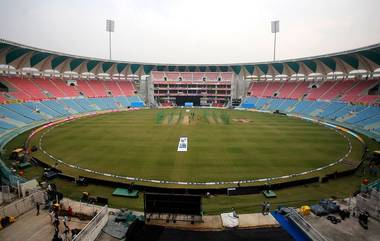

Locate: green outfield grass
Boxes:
[32,108,359,183]
[4,108,377,213]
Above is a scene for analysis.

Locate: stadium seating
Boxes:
[241,95,380,140]
[104,81,124,96]
[248,82,267,97]
[3,104,44,121]
[205,73,219,81]
[50,79,80,97]
[166,72,180,81]
[319,79,356,100]
[24,102,62,118]
[341,79,379,102]
[192,72,203,81]
[357,95,380,104]
[85,80,108,97]
[32,78,66,98]
[117,81,135,96]
[114,96,131,108]
[0,76,136,101]
[0,119,16,129]
[0,74,378,143]
[288,82,310,99]
[248,78,380,104]
[74,98,99,112]
[262,82,282,97]
[0,105,35,123]
[77,79,97,97]
[306,81,336,100]
[1,77,36,100]
[42,100,71,115]
[277,82,298,98]
[60,99,86,113]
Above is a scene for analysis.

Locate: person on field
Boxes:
[52,231,62,241]
[67,206,73,221]
[262,201,267,215]
[232,207,239,218]
[265,202,271,214]
[36,202,40,216]
[53,214,60,232]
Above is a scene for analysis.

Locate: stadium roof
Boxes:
[1,38,380,77]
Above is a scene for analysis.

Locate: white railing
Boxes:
[0,190,45,218]
[356,189,380,221]
[287,208,328,241]
[72,205,109,241]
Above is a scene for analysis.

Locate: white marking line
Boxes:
[177,137,188,152]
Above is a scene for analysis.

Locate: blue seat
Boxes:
[74,98,98,111]
[3,104,44,121]
[346,107,380,124]
[0,119,16,129]
[24,102,62,118]
[0,106,35,124]
[42,100,70,115]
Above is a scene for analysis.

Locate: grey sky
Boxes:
[1,0,380,64]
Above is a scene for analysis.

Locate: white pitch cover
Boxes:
[177,137,188,152]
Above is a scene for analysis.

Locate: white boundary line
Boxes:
[36,109,359,186]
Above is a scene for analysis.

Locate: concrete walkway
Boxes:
[0,209,88,241]
[146,213,279,231]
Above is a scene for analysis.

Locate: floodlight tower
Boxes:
[271,20,280,61]
[106,19,115,60]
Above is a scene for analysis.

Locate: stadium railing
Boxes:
[356,188,380,221]
[0,189,45,218]
[72,205,109,241]
[287,208,328,241]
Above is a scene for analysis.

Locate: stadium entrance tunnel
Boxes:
[175,96,200,106]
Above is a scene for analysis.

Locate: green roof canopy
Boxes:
[1,38,379,77]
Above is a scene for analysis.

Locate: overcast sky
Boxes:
[1,0,380,64]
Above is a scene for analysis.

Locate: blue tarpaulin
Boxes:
[131,101,145,108]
